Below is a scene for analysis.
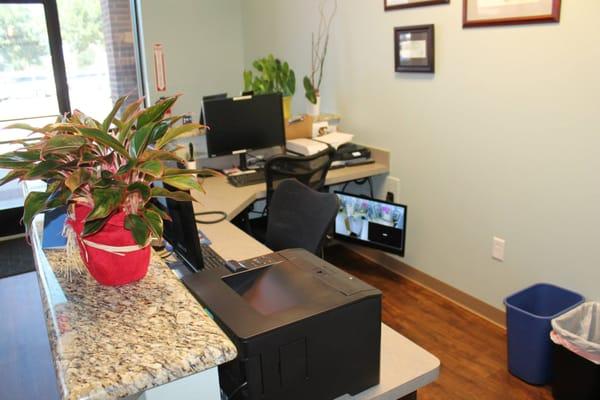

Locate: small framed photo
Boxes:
[394,25,434,73]
[463,0,561,28]
[385,0,449,11]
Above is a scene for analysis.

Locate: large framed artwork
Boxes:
[463,0,561,27]
[394,25,435,73]
[385,0,449,11]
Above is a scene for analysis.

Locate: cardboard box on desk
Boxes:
[285,115,313,140]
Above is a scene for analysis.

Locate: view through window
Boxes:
[0,0,143,204]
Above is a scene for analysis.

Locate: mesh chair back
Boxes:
[265,147,335,207]
[266,179,339,255]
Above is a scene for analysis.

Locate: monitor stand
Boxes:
[236,151,249,170]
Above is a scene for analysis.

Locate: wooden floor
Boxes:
[325,245,553,400]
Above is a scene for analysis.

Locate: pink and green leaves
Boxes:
[0,94,205,246]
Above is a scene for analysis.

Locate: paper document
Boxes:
[314,132,354,150]
[286,138,329,156]
[400,40,427,60]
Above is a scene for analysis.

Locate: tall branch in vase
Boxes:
[304,0,337,108]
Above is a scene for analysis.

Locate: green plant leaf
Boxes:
[45,187,71,209]
[243,70,253,91]
[150,186,196,202]
[77,127,129,158]
[147,202,172,221]
[121,97,145,123]
[142,208,163,238]
[137,96,178,128]
[138,160,163,177]
[138,149,185,163]
[25,160,61,179]
[127,182,151,201]
[4,123,48,133]
[82,217,110,237]
[87,187,123,221]
[128,123,155,158]
[65,169,91,192]
[0,149,41,162]
[0,150,40,168]
[304,76,317,104]
[149,121,169,144]
[162,175,203,192]
[102,95,127,132]
[162,168,207,177]
[124,214,150,245]
[23,191,52,228]
[42,135,87,154]
[155,123,204,149]
[117,159,135,175]
[0,170,26,186]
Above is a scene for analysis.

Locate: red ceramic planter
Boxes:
[69,205,150,286]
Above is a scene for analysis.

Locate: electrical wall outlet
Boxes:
[382,176,400,202]
[492,237,505,261]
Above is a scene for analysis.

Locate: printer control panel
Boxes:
[279,248,376,296]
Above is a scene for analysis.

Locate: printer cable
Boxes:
[341,177,374,198]
[195,211,228,224]
[226,381,248,400]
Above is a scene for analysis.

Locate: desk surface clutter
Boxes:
[31,222,237,400]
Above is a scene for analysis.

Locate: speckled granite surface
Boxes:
[30,224,237,400]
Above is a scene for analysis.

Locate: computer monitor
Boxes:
[199,93,227,125]
[333,192,407,256]
[204,93,286,169]
[152,182,205,272]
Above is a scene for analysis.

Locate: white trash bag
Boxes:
[550,301,600,365]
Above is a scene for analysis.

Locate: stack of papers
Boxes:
[286,138,329,156]
[314,132,353,149]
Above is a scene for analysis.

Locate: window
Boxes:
[0,0,144,204]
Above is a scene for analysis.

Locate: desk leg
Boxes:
[399,391,417,400]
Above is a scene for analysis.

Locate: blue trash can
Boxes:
[504,283,584,385]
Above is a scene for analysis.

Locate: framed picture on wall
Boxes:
[385,0,449,11]
[463,0,561,27]
[394,25,435,73]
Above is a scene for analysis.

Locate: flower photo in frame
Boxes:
[385,0,449,11]
[394,25,435,73]
[463,0,561,27]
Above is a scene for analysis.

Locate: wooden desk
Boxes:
[193,151,441,400]
[196,145,390,220]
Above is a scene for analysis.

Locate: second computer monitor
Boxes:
[204,93,286,160]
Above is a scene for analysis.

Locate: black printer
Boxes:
[183,248,382,400]
[333,143,372,161]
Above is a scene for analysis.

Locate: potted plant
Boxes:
[243,54,296,120]
[304,0,337,116]
[0,95,204,286]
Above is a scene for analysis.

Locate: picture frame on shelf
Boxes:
[394,25,435,73]
[384,0,449,11]
[463,0,561,27]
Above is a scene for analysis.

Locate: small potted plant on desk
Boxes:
[0,95,203,286]
[243,54,296,120]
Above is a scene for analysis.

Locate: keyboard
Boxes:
[227,169,266,187]
[201,244,226,270]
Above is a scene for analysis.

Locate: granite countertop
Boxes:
[30,220,237,400]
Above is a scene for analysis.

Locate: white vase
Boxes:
[307,95,321,117]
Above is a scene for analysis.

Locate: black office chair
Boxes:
[244,146,335,242]
[265,179,339,255]
[265,146,335,207]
